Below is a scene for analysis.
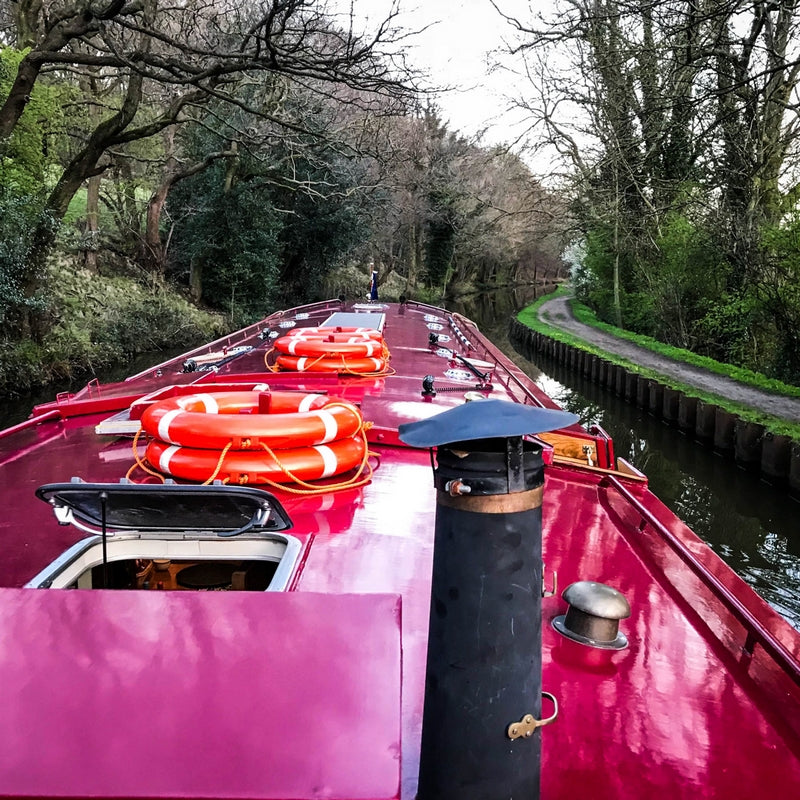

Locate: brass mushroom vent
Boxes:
[553,580,631,650]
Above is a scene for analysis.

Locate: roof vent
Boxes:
[553,581,630,650]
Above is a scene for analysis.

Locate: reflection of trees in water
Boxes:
[447,284,555,331]
[500,337,800,631]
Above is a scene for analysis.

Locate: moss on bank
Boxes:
[0,264,226,396]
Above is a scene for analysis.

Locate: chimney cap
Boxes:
[398,399,577,448]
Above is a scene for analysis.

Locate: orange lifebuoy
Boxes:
[274,334,385,358]
[285,326,382,340]
[146,436,367,484]
[140,391,362,450]
[276,354,387,373]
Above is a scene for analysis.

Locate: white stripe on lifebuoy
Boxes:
[288,338,301,355]
[158,408,184,444]
[296,358,308,371]
[179,393,219,413]
[314,444,339,478]
[368,358,381,371]
[198,394,220,413]
[312,409,339,443]
[298,393,321,412]
[158,444,181,475]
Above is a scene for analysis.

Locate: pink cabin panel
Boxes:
[0,588,402,799]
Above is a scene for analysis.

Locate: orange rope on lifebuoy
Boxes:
[145,436,367,485]
[275,353,388,374]
[268,325,391,376]
[275,335,384,358]
[127,426,166,483]
[243,425,379,495]
[133,390,375,491]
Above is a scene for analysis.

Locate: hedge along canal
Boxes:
[509,320,800,496]
[506,321,800,632]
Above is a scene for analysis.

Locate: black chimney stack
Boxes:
[399,399,576,800]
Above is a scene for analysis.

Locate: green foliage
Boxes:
[274,157,369,305]
[0,186,53,326]
[574,226,656,334]
[694,292,760,366]
[0,263,225,393]
[171,167,284,324]
[576,212,736,352]
[574,227,621,319]
[0,47,70,194]
[757,216,800,382]
[168,116,370,318]
[643,213,729,347]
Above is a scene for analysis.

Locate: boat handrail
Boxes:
[0,409,63,440]
[601,474,800,687]
[444,313,549,409]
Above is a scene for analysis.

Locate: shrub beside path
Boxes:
[537,294,800,424]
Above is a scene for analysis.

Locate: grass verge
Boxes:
[517,287,800,440]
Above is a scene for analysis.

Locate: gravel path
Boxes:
[537,294,800,423]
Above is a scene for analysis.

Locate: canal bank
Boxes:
[511,295,800,495]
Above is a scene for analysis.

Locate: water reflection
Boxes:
[520,350,800,631]
[446,285,553,329]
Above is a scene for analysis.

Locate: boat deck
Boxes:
[1,298,799,798]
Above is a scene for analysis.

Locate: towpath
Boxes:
[536,294,800,424]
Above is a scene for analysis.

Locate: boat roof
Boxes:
[1,297,799,798]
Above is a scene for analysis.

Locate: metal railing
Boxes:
[601,474,800,687]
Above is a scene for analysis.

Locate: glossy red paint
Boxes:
[0,298,799,798]
[0,589,402,799]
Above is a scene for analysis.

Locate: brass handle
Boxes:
[506,692,559,740]
[542,565,558,598]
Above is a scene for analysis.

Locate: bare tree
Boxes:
[0,0,421,333]
[501,0,800,346]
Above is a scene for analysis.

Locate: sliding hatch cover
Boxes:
[35,481,292,534]
[0,589,402,799]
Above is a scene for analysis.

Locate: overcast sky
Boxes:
[339,0,542,148]
[400,0,534,144]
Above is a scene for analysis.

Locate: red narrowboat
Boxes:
[0,297,798,799]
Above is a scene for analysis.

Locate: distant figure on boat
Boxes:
[369,267,379,302]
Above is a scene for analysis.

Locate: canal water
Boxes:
[451,292,800,632]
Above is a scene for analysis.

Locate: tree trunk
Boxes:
[223,141,238,194]
[144,182,171,274]
[23,71,145,330]
[84,175,100,272]
[143,136,237,275]
[190,259,202,300]
[0,56,43,140]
